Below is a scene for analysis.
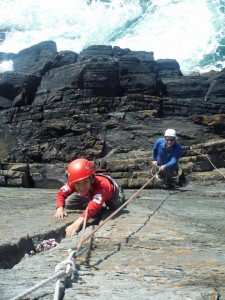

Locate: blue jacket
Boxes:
[152,138,182,168]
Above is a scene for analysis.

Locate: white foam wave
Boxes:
[0,0,224,74]
[0,60,13,73]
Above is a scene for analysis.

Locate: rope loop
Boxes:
[150,163,160,178]
[55,258,75,277]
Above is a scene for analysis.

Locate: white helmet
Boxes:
[164,129,176,138]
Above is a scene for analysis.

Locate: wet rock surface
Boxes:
[0,182,225,299]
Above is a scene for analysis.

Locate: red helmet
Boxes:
[67,158,95,183]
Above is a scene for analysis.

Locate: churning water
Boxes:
[0,0,224,74]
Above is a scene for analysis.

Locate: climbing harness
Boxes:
[9,170,160,300]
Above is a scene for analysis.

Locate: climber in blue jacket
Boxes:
[152,129,183,189]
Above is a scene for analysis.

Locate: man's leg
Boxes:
[159,167,178,189]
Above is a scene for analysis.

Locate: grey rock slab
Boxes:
[0,187,81,270]
[0,183,225,299]
[0,187,78,244]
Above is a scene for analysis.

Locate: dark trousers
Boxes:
[159,166,178,184]
[158,164,186,187]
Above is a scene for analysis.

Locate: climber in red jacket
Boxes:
[54,158,125,237]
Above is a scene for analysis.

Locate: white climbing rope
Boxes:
[53,258,75,300]
[10,269,68,300]
[53,279,61,300]
[9,247,87,300]
[53,246,88,300]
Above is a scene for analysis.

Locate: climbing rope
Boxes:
[53,258,75,300]
[190,146,225,179]
[10,263,73,300]
[77,170,160,248]
[77,206,89,252]
[9,171,159,300]
[9,245,88,300]
[150,163,160,178]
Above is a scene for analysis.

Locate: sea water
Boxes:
[0,0,224,74]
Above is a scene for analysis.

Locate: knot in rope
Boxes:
[55,258,75,277]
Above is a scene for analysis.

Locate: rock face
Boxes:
[0,183,225,299]
[0,41,225,188]
[0,42,225,299]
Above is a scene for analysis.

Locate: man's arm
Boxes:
[165,143,182,168]
[152,139,160,161]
